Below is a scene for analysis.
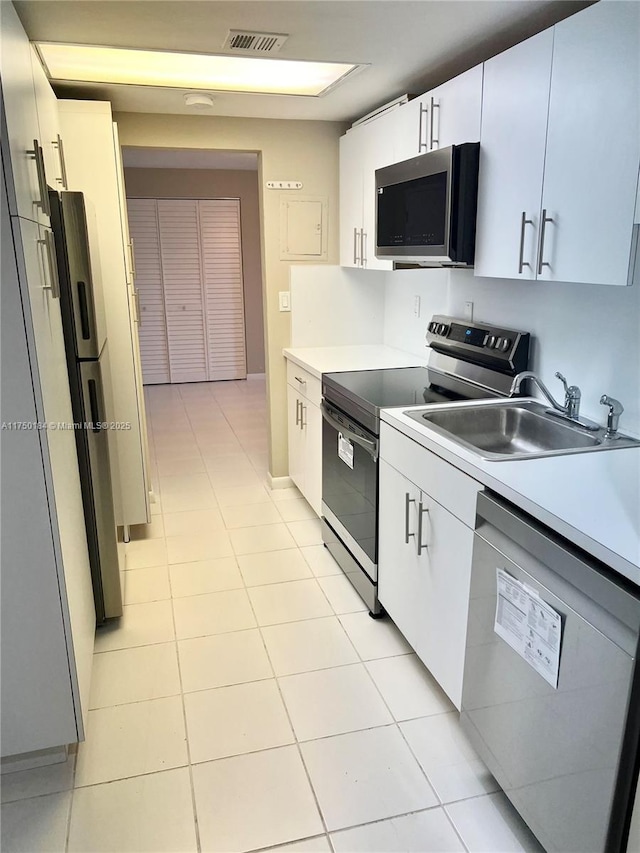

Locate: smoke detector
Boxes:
[183,92,215,108]
[222,30,289,54]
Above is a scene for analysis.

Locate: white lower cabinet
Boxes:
[378,426,480,709]
[286,361,322,516]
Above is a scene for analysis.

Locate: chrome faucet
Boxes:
[600,395,624,439]
[510,371,599,431]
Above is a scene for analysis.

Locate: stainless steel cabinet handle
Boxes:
[294,376,306,386]
[404,492,416,544]
[361,230,367,267]
[295,398,301,427]
[38,234,60,299]
[44,230,60,299]
[417,500,429,555]
[518,212,534,274]
[52,135,68,188]
[537,209,554,275]
[419,102,429,152]
[353,227,359,265]
[429,97,440,150]
[300,403,307,429]
[27,140,51,217]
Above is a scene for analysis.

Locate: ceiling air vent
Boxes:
[223,30,289,54]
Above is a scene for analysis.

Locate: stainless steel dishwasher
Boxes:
[461,491,640,853]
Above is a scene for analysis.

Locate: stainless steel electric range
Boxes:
[320,315,531,615]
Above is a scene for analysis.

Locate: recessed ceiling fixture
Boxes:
[35,42,363,97]
[183,92,215,108]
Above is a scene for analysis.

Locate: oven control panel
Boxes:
[426,315,530,374]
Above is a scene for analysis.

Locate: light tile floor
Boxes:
[1,378,544,853]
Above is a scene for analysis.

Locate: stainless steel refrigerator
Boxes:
[49,189,122,623]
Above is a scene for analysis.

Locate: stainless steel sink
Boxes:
[405,400,640,460]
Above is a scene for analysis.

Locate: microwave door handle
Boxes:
[320,402,378,460]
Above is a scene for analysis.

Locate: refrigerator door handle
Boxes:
[77,281,91,340]
[87,379,101,433]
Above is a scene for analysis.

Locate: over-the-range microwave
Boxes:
[375,142,480,267]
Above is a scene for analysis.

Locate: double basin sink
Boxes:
[406,400,640,461]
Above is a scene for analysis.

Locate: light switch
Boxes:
[279,291,291,312]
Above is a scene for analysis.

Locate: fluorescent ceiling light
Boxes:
[36,42,362,97]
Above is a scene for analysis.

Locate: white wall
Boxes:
[446,269,640,435]
[290,265,385,347]
[290,263,640,436]
[383,268,449,357]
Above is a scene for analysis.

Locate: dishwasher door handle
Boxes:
[321,402,378,460]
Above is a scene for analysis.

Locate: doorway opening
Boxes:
[121,147,265,386]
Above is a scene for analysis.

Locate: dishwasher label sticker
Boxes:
[494,568,562,689]
[337,432,354,469]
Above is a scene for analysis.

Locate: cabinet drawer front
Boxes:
[380,423,480,527]
[286,361,322,406]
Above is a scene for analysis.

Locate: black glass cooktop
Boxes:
[323,366,466,431]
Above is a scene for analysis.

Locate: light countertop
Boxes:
[283,345,427,379]
[381,400,640,583]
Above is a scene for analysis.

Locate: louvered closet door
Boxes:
[199,199,247,380]
[157,200,208,383]
[126,199,170,384]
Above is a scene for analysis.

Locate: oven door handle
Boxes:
[321,402,378,460]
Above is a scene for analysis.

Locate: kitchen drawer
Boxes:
[286,360,322,407]
[380,422,481,527]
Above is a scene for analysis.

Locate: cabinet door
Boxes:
[473,29,553,280]
[127,198,170,384]
[301,398,322,516]
[429,65,483,150]
[339,127,364,268]
[30,47,65,191]
[539,1,640,286]
[1,209,79,755]
[418,493,473,709]
[0,3,49,224]
[379,458,474,710]
[378,460,423,652]
[361,111,396,271]
[287,386,304,494]
[392,95,431,162]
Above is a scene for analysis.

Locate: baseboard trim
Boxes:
[247,372,266,380]
[267,474,293,490]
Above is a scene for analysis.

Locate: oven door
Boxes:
[321,401,378,580]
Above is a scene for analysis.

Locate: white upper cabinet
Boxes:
[339,123,364,268]
[0,2,49,225]
[339,110,396,270]
[391,95,431,163]
[476,2,639,286]
[474,29,553,280]
[538,1,639,286]
[428,65,483,150]
[29,47,66,192]
[393,66,483,162]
